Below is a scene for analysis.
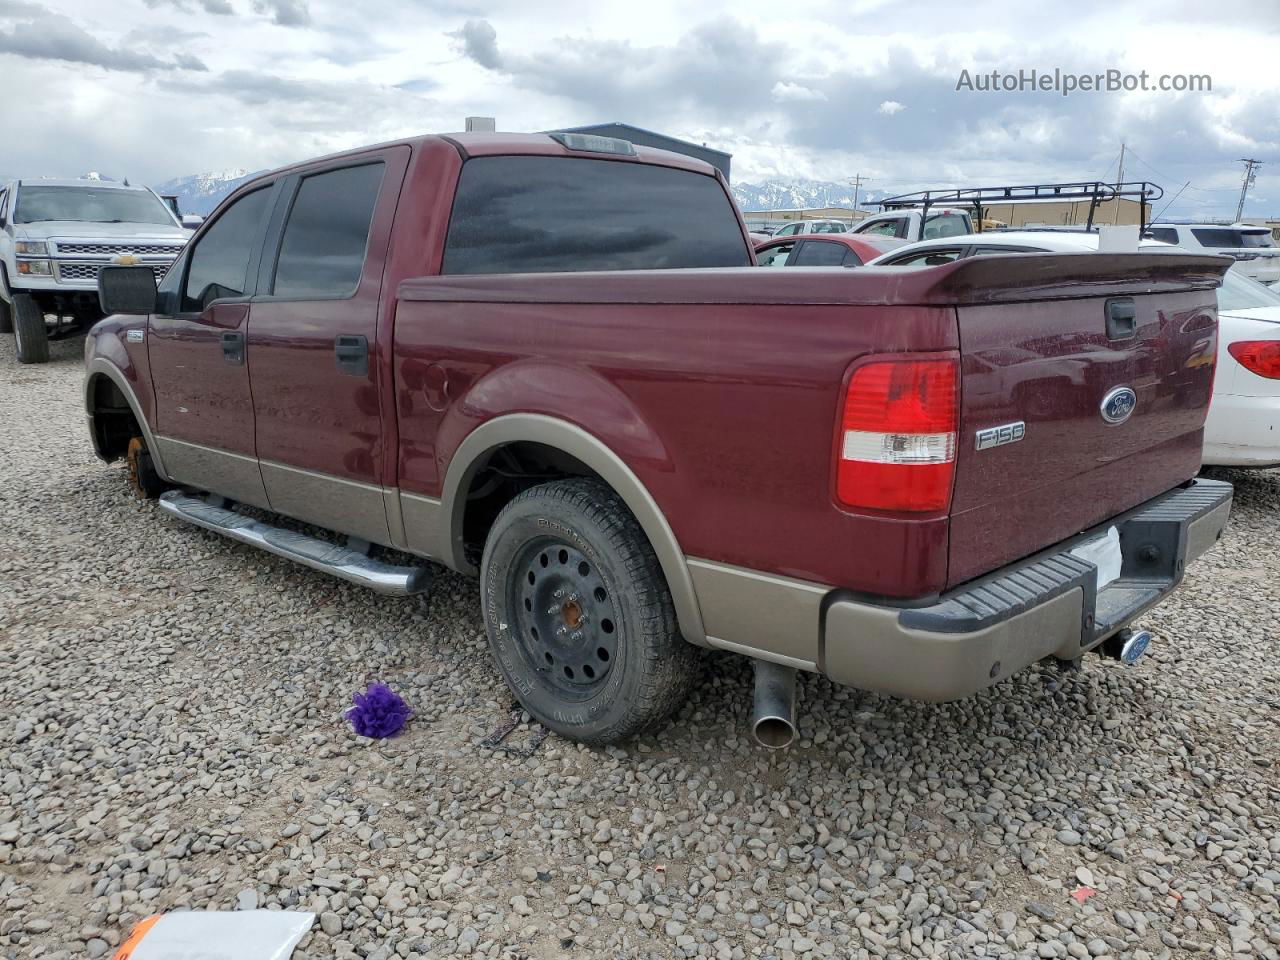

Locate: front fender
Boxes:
[83,316,167,478]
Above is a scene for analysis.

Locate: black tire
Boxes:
[12,293,49,364]
[126,437,168,500]
[480,478,700,745]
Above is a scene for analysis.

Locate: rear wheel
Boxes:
[126,437,167,499]
[12,293,49,364]
[480,478,699,745]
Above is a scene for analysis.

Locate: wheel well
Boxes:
[89,375,143,462]
[459,441,602,566]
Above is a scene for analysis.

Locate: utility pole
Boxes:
[1235,159,1263,222]
[848,173,870,215]
[1116,142,1125,186]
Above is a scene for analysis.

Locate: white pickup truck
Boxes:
[0,178,188,363]
[850,205,974,250]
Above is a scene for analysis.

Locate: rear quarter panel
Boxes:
[393,292,958,593]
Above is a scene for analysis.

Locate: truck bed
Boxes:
[395,253,1228,602]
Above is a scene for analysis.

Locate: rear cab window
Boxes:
[922,213,970,239]
[1147,227,1180,245]
[443,156,750,274]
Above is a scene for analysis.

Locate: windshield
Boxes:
[15,185,176,226]
[1190,227,1275,249]
[1218,268,1280,311]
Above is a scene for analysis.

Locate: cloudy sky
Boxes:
[1,0,1278,216]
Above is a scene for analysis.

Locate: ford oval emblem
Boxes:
[1101,386,1137,424]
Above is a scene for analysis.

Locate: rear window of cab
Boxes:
[442,155,750,274]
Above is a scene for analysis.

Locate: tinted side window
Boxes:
[886,249,963,266]
[792,241,849,266]
[923,214,969,239]
[272,163,383,299]
[443,156,750,274]
[757,242,795,267]
[1147,228,1179,245]
[859,218,907,238]
[183,187,272,312]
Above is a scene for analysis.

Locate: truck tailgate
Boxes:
[946,253,1227,588]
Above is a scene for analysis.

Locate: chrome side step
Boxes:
[157,490,431,596]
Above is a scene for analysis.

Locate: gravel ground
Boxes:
[2,334,1279,960]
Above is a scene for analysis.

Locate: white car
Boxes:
[868,232,1280,468]
[768,219,850,238]
[1204,270,1280,467]
[864,229,1171,266]
[1145,223,1280,285]
[849,206,974,250]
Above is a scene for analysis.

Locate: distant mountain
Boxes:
[153,169,260,217]
[731,178,862,212]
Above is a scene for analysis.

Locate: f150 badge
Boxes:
[975,421,1025,451]
[1100,386,1138,424]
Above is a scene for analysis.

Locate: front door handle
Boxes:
[335,335,369,377]
[221,330,245,365]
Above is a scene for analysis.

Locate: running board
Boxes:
[157,490,430,596]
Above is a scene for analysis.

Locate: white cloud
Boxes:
[771,81,827,103]
[0,0,1275,219]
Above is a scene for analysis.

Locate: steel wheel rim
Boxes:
[508,536,620,701]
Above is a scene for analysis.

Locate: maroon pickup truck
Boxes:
[87,131,1233,747]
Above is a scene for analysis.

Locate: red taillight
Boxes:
[1228,340,1280,380]
[836,357,959,512]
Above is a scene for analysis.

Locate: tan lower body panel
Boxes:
[259,460,392,547]
[401,492,448,563]
[823,587,1085,701]
[686,558,828,665]
[155,436,271,510]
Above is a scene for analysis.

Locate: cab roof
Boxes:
[240,131,720,190]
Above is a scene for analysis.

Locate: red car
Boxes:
[755,232,889,267]
[88,131,1232,748]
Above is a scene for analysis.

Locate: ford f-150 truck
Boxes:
[86,131,1233,747]
[1,178,188,364]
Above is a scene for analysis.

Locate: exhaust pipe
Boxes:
[751,660,797,749]
[1100,628,1152,665]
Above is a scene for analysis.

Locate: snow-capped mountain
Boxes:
[153,169,261,217]
[731,178,862,211]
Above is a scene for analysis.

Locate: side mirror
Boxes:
[99,265,158,315]
[181,214,204,230]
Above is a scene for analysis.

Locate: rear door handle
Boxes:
[335,335,368,377]
[221,330,245,365]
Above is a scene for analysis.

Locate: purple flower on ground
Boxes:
[347,683,411,739]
